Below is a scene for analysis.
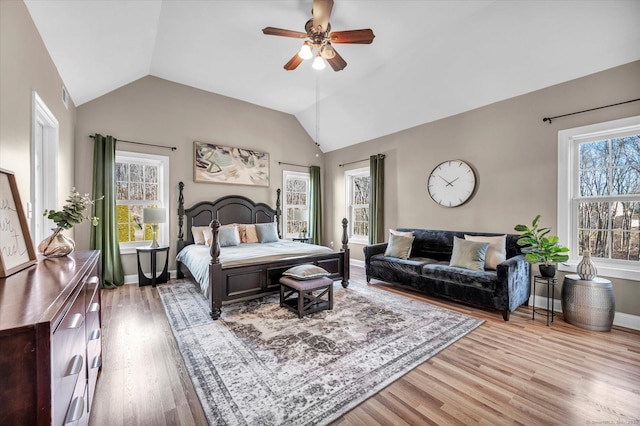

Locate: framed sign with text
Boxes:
[0,168,37,278]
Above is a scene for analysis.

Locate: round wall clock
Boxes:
[427,160,476,207]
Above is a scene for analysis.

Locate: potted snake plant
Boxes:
[514,215,569,277]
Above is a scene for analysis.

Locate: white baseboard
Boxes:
[528,296,640,331]
[350,259,365,268]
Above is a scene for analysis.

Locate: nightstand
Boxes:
[293,237,311,244]
[136,246,170,287]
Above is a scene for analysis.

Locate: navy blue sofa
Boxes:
[364,229,531,320]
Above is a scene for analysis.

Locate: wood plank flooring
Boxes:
[90,265,640,425]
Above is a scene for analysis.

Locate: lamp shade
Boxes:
[293,208,309,221]
[143,207,166,224]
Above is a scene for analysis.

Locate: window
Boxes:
[345,167,370,244]
[283,171,310,239]
[558,115,640,280]
[115,151,169,253]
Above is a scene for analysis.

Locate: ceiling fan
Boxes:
[262,0,375,71]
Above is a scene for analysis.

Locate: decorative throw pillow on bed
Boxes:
[449,236,490,271]
[464,234,506,270]
[255,222,279,243]
[243,224,259,243]
[282,265,330,280]
[384,233,415,259]
[217,226,241,247]
[191,226,210,245]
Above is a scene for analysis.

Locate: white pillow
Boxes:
[390,229,414,237]
[282,265,330,280]
[464,234,507,270]
[192,226,210,245]
[384,234,415,259]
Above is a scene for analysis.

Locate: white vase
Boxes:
[576,250,597,281]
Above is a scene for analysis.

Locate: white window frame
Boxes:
[116,151,170,254]
[558,115,640,280]
[283,170,310,240]
[345,166,370,244]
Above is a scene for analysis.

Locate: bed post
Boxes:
[275,188,282,239]
[341,217,350,288]
[177,181,185,278]
[209,219,223,320]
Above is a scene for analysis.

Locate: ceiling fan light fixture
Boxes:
[298,41,313,60]
[320,43,335,59]
[312,54,326,70]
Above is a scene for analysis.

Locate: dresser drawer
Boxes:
[51,286,86,426]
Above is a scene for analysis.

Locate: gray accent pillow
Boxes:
[255,222,279,243]
[384,234,415,259]
[218,226,240,247]
[282,265,329,280]
[449,236,489,271]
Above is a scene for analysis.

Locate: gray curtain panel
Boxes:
[369,154,385,244]
[90,134,125,288]
[309,165,322,246]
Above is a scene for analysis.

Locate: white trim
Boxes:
[350,258,365,268]
[345,166,370,244]
[557,115,640,281]
[528,295,640,331]
[282,170,310,239]
[31,91,58,245]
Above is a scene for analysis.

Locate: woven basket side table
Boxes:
[561,274,615,332]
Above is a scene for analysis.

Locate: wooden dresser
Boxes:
[0,250,102,425]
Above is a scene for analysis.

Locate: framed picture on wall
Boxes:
[194,141,270,187]
[0,168,37,278]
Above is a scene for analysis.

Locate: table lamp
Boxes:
[143,207,166,248]
[293,208,309,238]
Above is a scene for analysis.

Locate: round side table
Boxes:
[561,274,615,332]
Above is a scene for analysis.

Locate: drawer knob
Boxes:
[67,313,84,329]
[65,396,85,423]
[89,329,101,341]
[87,276,99,285]
[88,302,100,313]
[66,354,84,376]
[91,355,102,369]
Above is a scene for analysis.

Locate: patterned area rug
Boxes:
[158,279,483,426]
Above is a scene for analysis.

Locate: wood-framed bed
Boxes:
[176,182,350,319]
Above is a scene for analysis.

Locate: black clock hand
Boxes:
[439,175,453,186]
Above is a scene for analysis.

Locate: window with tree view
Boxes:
[283,171,309,239]
[346,167,370,242]
[115,151,168,250]
[577,135,640,261]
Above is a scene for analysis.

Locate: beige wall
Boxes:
[0,1,77,242]
[74,76,322,275]
[325,60,640,316]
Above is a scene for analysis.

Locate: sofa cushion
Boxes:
[370,254,438,275]
[384,233,415,259]
[422,263,498,291]
[449,237,489,271]
[464,234,506,270]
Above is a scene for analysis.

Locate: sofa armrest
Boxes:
[496,254,531,312]
[364,243,387,265]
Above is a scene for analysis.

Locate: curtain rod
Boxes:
[543,98,640,124]
[90,134,177,151]
[339,154,385,167]
[278,161,308,168]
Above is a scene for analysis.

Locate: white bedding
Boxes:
[176,241,334,298]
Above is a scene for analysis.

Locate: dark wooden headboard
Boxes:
[177,182,281,251]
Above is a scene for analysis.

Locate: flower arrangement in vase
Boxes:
[38,188,103,257]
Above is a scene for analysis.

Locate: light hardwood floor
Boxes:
[90,266,640,425]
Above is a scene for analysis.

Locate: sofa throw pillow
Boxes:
[243,224,259,243]
[464,234,507,270]
[449,236,490,271]
[384,233,415,260]
[390,229,414,238]
[282,265,330,280]
[217,226,241,247]
[256,222,279,243]
[191,226,210,245]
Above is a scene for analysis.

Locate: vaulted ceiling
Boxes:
[24,1,640,152]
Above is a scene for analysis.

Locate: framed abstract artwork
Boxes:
[194,141,270,187]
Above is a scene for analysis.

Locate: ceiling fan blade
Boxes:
[312,0,334,33]
[284,52,304,71]
[262,27,308,38]
[326,49,347,71]
[330,29,375,44]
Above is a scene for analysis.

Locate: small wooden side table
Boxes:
[533,275,557,326]
[136,246,170,287]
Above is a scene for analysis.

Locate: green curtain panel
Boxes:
[369,154,385,244]
[90,134,125,288]
[309,165,323,246]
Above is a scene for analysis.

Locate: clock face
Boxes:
[427,160,476,207]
